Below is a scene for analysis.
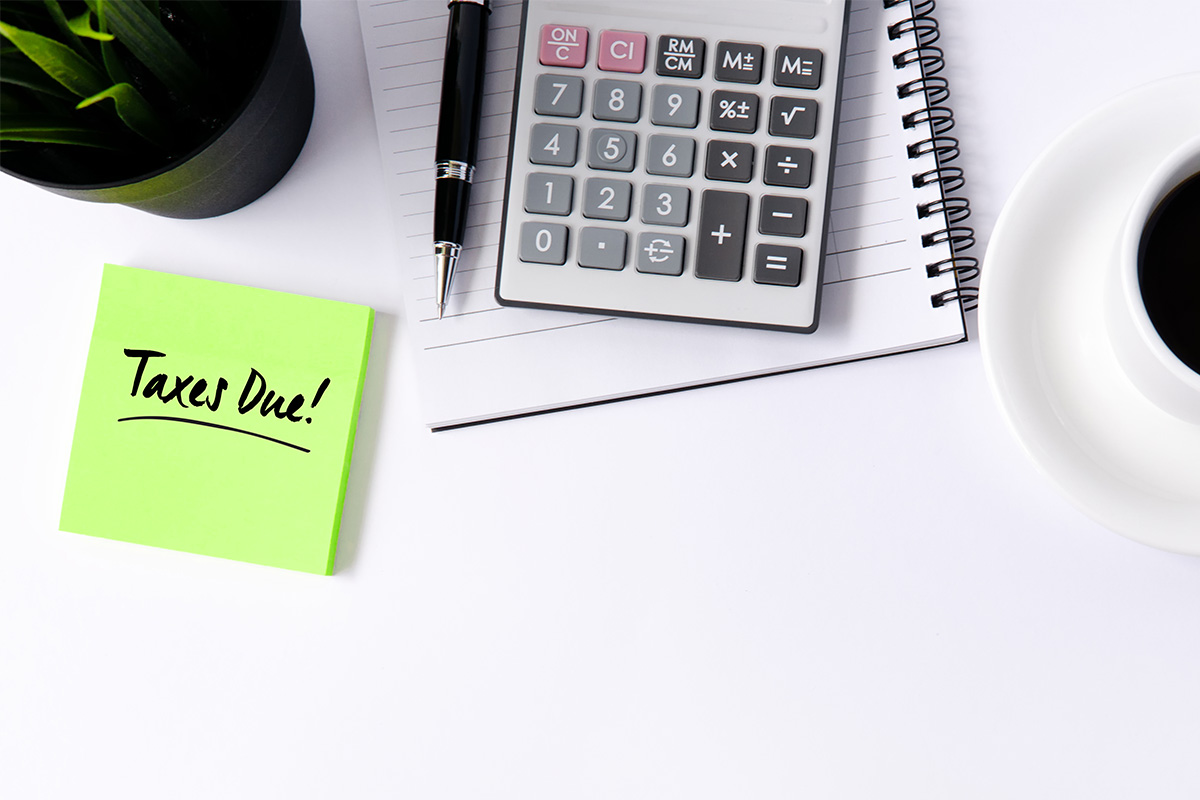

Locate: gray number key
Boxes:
[579,227,628,270]
[650,85,700,128]
[583,178,632,220]
[529,123,579,167]
[534,74,584,117]
[646,135,695,177]
[588,129,638,172]
[593,79,642,123]
[524,173,574,215]
[519,222,569,265]
[640,184,690,227]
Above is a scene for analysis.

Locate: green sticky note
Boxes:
[60,264,375,574]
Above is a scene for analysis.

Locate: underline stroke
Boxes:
[116,416,310,453]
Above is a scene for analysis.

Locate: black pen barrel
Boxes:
[436,0,490,168]
[434,0,490,246]
[433,180,471,244]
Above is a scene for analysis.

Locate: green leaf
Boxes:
[76,82,168,147]
[0,19,108,98]
[67,8,114,42]
[0,56,76,100]
[0,113,118,148]
[89,0,204,99]
[99,32,132,87]
[43,0,97,60]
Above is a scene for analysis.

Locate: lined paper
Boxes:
[358,0,966,429]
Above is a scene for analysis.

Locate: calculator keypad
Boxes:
[500,3,849,332]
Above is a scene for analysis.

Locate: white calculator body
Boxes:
[495,0,851,332]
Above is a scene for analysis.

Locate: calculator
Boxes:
[494,0,851,333]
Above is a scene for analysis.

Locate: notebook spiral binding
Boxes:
[883,0,979,312]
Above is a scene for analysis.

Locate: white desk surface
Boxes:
[3,1,1199,796]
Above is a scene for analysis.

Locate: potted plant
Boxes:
[0,0,313,218]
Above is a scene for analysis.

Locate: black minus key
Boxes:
[696,190,749,281]
[759,195,808,237]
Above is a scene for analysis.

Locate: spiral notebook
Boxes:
[358,0,977,430]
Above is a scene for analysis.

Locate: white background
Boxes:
[3,1,1200,797]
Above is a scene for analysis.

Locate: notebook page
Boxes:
[358,0,965,429]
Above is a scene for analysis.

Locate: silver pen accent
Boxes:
[433,241,462,320]
[435,160,475,182]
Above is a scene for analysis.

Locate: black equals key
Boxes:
[696,190,749,281]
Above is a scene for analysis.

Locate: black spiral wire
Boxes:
[884,0,978,311]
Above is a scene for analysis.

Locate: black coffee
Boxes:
[1139,172,1200,375]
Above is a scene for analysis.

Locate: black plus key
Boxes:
[696,190,749,281]
[704,140,754,182]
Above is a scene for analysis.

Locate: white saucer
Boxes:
[980,73,1200,554]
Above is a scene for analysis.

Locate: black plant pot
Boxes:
[0,0,314,219]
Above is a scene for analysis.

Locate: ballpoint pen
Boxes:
[433,0,491,319]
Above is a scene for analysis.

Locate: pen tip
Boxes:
[437,303,445,320]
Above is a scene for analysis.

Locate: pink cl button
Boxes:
[539,24,588,68]
[597,30,647,73]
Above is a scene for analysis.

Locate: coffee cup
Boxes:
[1105,135,1200,424]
